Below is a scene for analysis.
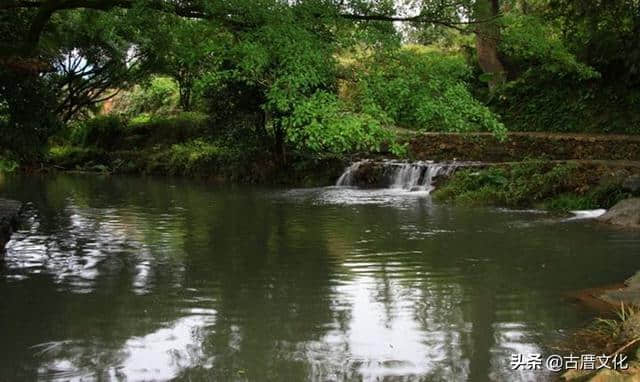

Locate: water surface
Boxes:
[1,174,639,381]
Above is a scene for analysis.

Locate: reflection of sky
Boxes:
[35,313,215,381]
[118,313,215,381]
[3,182,625,381]
[5,202,186,294]
[300,271,548,381]
[328,276,468,379]
[283,186,435,208]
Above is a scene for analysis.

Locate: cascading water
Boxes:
[336,160,459,193]
[335,160,366,187]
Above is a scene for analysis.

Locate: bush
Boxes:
[128,112,211,145]
[490,13,640,134]
[69,115,125,149]
[352,46,505,137]
[499,14,599,81]
[149,138,229,175]
[435,161,635,211]
[109,76,180,117]
[433,161,582,209]
[48,145,105,169]
[0,71,61,162]
[286,91,402,155]
[0,156,18,172]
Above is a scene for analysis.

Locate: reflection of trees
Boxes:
[0,175,199,380]
[1,175,342,381]
[1,175,638,380]
[173,188,341,381]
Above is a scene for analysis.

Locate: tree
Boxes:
[474,0,505,90]
[136,17,228,112]
[0,0,508,162]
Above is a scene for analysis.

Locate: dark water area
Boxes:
[1,173,640,381]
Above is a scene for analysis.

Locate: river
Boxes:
[1,173,639,381]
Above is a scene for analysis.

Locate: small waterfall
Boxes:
[335,160,459,192]
[335,160,367,186]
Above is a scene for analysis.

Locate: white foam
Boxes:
[568,209,607,220]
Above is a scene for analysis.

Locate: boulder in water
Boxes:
[598,198,640,228]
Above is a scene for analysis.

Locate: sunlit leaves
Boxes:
[286,91,397,154]
[353,45,506,136]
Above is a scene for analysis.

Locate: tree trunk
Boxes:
[273,120,287,166]
[474,0,506,91]
[179,82,192,112]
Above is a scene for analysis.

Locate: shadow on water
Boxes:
[0,174,640,381]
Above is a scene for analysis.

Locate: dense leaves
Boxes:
[1,0,640,167]
[354,46,506,136]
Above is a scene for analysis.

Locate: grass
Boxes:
[555,303,640,380]
[433,160,632,211]
[46,112,346,184]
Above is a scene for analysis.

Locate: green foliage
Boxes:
[0,157,18,173]
[548,0,640,87]
[353,46,506,137]
[69,113,211,151]
[434,161,580,208]
[492,9,640,134]
[128,112,211,146]
[161,139,230,175]
[435,160,635,211]
[136,17,229,111]
[585,181,633,209]
[286,91,398,155]
[70,115,124,149]
[48,145,105,169]
[0,70,61,162]
[500,13,599,81]
[543,194,597,212]
[112,76,180,116]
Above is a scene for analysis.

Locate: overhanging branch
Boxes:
[3,0,502,56]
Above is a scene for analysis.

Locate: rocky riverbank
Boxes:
[598,198,640,228]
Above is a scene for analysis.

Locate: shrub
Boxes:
[110,76,180,117]
[48,145,105,169]
[352,46,505,137]
[128,112,211,145]
[487,13,640,134]
[286,91,401,155]
[150,138,229,175]
[433,162,582,209]
[70,115,125,149]
[499,13,599,81]
[0,157,18,172]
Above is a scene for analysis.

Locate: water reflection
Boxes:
[0,174,639,381]
[34,314,215,381]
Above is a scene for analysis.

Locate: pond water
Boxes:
[1,174,640,381]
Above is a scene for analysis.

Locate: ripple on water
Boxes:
[2,177,640,381]
[3,204,184,294]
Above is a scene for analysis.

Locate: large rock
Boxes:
[596,271,640,311]
[598,198,640,228]
[0,198,21,256]
[623,174,640,195]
